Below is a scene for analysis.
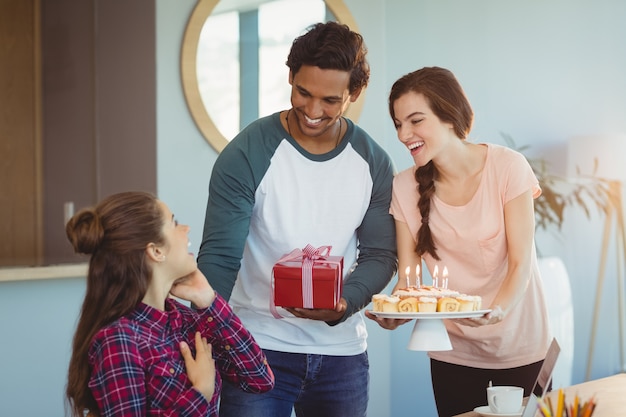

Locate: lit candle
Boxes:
[442,266,449,289]
[433,265,439,288]
[416,264,421,288]
[405,266,410,288]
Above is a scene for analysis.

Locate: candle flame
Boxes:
[433,265,439,277]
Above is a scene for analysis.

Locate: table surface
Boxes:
[454,373,626,417]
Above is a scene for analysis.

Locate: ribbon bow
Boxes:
[275,244,332,264]
[300,245,331,308]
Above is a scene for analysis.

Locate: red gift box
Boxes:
[272,245,343,310]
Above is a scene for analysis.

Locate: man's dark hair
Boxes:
[286,21,370,94]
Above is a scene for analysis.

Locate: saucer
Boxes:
[473,405,523,417]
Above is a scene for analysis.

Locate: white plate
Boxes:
[369,309,491,319]
[473,405,523,417]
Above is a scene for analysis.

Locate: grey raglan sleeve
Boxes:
[196,144,257,300]
[328,143,398,325]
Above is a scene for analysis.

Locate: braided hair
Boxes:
[388,67,474,260]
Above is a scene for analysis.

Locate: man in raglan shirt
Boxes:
[197,21,397,417]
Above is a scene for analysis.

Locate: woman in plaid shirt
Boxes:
[65,191,274,417]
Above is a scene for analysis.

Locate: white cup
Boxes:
[487,386,523,414]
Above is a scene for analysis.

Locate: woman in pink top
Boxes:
[366,67,551,416]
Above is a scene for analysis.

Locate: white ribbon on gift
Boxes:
[270,244,333,318]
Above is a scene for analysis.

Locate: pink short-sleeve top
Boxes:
[390,143,551,368]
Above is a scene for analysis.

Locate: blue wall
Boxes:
[2,1,626,416]
[0,278,85,416]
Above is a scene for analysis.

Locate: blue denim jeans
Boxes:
[219,349,369,417]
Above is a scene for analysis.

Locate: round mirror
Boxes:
[181,0,365,152]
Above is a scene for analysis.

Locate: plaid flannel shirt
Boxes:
[88,293,274,416]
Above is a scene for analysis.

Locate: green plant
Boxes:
[501,133,611,232]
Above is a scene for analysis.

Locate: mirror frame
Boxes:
[181,0,365,153]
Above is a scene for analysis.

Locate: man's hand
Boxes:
[364,310,412,330]
[284,298,348,322]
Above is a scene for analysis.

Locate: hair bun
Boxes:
[65,209,105,255]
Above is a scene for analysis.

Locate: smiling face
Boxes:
[156,201,196,280]
[392,91,457,168]
[288,65,359,141]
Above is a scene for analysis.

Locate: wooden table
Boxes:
[454,373,626,417]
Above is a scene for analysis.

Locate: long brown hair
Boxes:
[388,67,474,260]
[65,191,164,417]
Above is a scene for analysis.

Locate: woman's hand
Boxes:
[454,305,504,327]
[170,269,216,308]
[180,331,216,401]
[364,310,412,330]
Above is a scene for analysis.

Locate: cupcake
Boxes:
[437,297,460,312]
[382,295,400,312]
[372,294,386,312]
[457,295,476,312]
[398,297,419,313]
[471,295,483,311]
[377,295,400,312]
[417,296,437,312]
